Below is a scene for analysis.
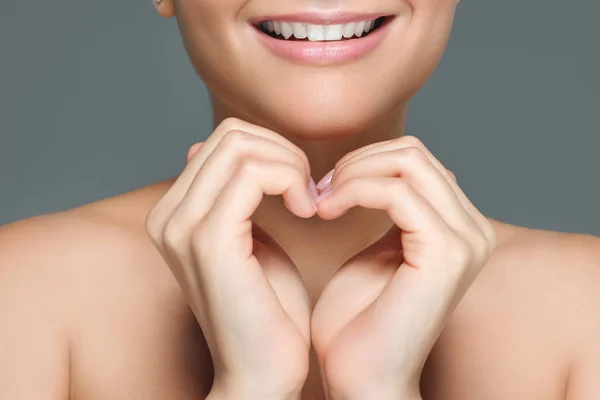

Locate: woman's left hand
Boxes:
[310,136,497,400]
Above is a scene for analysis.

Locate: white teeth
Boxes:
[261,18,380,41]
[307,24,325,41]
[292,22,308,39]
[281,22,293,39]
[324,24,343,41]
[342,22,357,38]
[354,21,365,37]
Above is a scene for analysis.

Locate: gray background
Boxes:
[1,0,598,235]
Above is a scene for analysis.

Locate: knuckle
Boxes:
[162,218,188,255]
[217,117,243,133]
[387,179,411,206]
[144,208,161,243]
[472,230,491,261]
[401,146,426,163]
[401,135,425,149]
[222,129,250,152]
[390,178,410,196]
[335,176,360,197]
[237,157,262,177]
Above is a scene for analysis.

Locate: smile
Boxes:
[258,17,386,42]
[251,14,395,65]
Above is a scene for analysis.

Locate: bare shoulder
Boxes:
[473,222,600,397]
[473,221,600,336]
[504,224,600,398]
[423,221,600,399]
[0,211,81,398]
[488,222,600,305]
[0,178,177,340]
[0,178,176,284]
[0,178,202,399]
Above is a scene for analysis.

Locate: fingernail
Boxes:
[316,185,332,203]
[316,169,335,191]
[308,177,318,211]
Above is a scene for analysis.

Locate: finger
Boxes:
[165,132,315,247]
[334,136,494,245]
[181,159,315,335]
[205,159,317,237]
[335,137,453,197]
[148,118,310,230]
[330,148,478,236]
[317,176,452,243]
[197,118,311,177]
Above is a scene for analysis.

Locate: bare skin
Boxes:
[1,170,599,399]
[2,0,600,398]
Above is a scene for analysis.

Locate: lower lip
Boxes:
[253,20,393,65]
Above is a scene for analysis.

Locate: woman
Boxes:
[1,0,599,399]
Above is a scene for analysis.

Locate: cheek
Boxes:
[174,0,244,78]
[409,0,458,64]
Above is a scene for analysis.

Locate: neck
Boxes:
[203,102,410,296]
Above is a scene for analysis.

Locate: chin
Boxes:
[241,85,403,141]
[206,61,426,140]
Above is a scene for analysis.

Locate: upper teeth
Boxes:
[260,19,379,41]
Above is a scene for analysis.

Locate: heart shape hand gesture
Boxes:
[150,118,496,400]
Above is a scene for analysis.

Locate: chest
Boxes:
[68,253,567,400]
[69,297,566,400]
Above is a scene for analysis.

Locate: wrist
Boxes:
[326,384,421,400]
[207,388,301,400]
[209,376,303,400]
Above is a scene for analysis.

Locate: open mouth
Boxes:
[255,16,391,42]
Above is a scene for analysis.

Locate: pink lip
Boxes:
[249,12,388,25]
[252,16,394,65]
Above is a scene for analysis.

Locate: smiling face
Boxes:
[157,0,458,139]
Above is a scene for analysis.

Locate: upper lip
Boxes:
[248,11,391,25]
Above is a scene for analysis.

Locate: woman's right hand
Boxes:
[145,118,318,400]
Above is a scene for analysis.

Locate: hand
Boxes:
[145,118,319,399]
[310,135,496,399]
